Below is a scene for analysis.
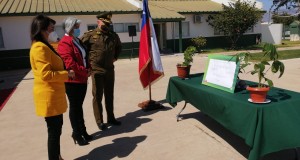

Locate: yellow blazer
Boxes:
[30,41,68,117]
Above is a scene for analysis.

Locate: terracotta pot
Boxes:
[177,65,191,79]
[246,86,270,103]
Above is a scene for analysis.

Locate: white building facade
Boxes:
[0,0,263,70]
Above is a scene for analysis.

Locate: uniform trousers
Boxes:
[91,70,115,124]
[45,114,63,160]
[65,83,88,136]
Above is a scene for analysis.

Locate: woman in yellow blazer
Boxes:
[29,15,75,160]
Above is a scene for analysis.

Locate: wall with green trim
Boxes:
[119,42,140,59]
[0,34,259,71]
[166,34,260,52]
[0,43,141,71]
[0,49,30,71]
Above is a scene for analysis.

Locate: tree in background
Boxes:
[206,0,263,49]
[272,0,300,12]
[272,12,295,25]
[272,0,300,20]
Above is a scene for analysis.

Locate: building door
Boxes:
[153,24,161,50]
[153,23,167,51]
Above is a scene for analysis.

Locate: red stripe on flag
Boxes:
[139,0,164,89]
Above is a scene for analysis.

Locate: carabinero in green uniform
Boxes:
[81,12,122,130]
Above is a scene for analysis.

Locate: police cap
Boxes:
[96,12,112,24]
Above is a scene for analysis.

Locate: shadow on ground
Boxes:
[91,105,172,140]
[0,69,31,110]
[75,135,147,160]
[179,112,300,160]
[76,105,172,160]
[0,69,31,90]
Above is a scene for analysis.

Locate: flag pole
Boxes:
[137,0,164,111]
[148,63,152,101]
[138,65,163,111]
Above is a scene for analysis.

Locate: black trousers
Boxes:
[91,71,115,124]
[65,83,88,136]
[45,114,63,160]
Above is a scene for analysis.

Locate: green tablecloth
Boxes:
[166,73,300,160]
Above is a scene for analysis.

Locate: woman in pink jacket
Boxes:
[58,17,92,146]
[30,15,75,160]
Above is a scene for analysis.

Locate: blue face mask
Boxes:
[73,28,80,37]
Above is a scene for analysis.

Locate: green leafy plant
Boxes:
[191,36,207,52]
[178,46,197,66]
[272,13,295,25]
[236,43,285,88]
[206,0,263,49]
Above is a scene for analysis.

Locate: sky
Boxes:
[256,0,273,22]
[257,0,299,22]
[257,0,273,10]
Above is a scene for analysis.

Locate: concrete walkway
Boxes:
[1,50,300,160]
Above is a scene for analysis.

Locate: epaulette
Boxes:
[84,30,93,34]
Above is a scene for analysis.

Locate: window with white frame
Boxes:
[114,23,139,33]
[175,22,190,37]
[87,24,98,31]
[113,23,124,33]
[88,24,114,32]
[124,23,139,32]
[0,27,4,48]
[88,23,132,33]
[88,23,139,33]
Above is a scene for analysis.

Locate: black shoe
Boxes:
[108,119,121,126]
[82,131,93,141]
[97,123,107,130]
[72,134,89,146]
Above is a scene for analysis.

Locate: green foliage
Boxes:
[191,36,207,52]
[272,13,295,25]
[272,0,299,12]
[297,14,300,21]
[249,49,300,61]
[179,46,197,66]
[236,43,285,88]
[206,0,263,49]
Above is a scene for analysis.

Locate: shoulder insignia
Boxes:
[84,30,93,34]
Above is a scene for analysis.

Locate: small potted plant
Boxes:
[177,46,197,79]
[237,43,285,103]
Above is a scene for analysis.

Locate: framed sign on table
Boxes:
[202,54,240,93]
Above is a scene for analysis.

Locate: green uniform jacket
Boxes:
[81,27,122,74]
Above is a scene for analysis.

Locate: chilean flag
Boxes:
[139,0,164,89]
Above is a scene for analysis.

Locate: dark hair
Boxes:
[49,19,56,25]
[30,14,57,53]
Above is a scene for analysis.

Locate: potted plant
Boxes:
[237,43,285,103]
[177,46,197,79]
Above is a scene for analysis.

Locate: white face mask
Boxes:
[48,31,59,42]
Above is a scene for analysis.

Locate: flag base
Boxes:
[138,100,164,111]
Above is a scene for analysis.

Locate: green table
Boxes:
[166,73,300,160]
